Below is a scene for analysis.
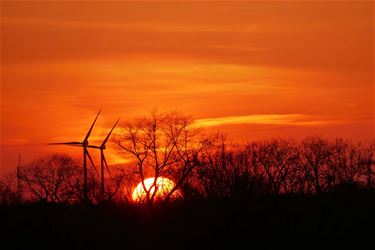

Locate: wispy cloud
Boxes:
[194,114,342,128]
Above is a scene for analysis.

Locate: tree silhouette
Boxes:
[0,173,20,205]
[19,154,80,204]
[114,110,208,205]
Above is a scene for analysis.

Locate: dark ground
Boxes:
[1,190,374,249]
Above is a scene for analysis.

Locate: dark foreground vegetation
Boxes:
[1,189,375,249]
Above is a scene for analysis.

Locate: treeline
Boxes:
[190,136,375,198]
[2,137,374,206]
[1,111,374,206]
[0,154,127,205]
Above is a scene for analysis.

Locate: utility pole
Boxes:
[17,153,22,197]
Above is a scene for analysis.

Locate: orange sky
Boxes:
[1,1,374,175]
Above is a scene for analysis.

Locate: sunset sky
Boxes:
[1,1,374,175]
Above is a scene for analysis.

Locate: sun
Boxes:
[132,177,182,202]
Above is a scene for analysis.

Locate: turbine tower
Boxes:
[89,118,120,200]
[48,110,101,201]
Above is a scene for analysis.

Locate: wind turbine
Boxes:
[48,110,101,201]
[88,118,120,200]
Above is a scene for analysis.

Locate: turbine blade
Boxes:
[68,144,86,148]
[84,110,101,143]
[85,148,95,167]
[102,154,112,177]
[85,148,99,176]
[101,118,120,147]
[47,142,82,146]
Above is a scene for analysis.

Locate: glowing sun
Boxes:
[132,177,182,202]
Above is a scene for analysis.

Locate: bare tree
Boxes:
[20,154,80,204]
[114,111,207,205]
[301,137,332,193]
[0,173,20,205]
[100,167,127,203]
[194,134,236,198]
[193,135,270,198]
[364,141,375,189]
[257,139,296,194]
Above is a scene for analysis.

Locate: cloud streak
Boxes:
[194,114,342,128]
